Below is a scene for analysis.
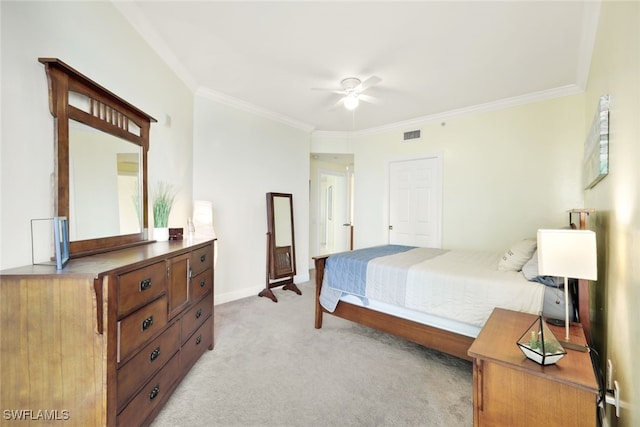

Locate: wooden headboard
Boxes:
[569,208,596,345]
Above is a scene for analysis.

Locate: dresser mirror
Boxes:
[40,58,156,256]
[259,192,301,302]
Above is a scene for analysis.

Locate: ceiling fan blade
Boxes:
[357,76,382,92]
[358,94,381,105]
[328,96,346,112]
[311,87,344,95]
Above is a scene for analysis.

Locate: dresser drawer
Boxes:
[117,321,180,410]
[117,261,166,317]
[117,352,181,427]
[190,244,212,277]
[181,293,212,344]
[190,267,213,302]
[181,319,213,373]
[118,297,168,363]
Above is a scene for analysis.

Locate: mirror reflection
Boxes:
[69,121,142,241]
[273,196,292,249]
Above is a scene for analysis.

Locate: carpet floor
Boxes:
[150,280,473,427]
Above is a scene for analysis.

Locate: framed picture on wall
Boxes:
[583,94,610,189]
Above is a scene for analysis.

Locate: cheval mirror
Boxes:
[259,192,301,302]
[39,58,156,256]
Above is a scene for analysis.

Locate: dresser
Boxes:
[0,239,215,426]
[467,308,598,427]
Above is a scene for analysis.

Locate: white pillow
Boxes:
[498,239,537,272]
[522,250,564,287]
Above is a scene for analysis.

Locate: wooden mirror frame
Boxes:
[39,58,157,256]
[259,192,301,302]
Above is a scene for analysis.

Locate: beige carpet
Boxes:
[151,279,473,427]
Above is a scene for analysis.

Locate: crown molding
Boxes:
[196,87,315,133]
[341,84,585,138]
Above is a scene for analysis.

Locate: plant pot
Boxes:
[154,227,169,241]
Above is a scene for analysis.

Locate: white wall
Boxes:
[193,95,310,304]
[341,96,586,252]
[584,1,640,424]
[0,2,194,270]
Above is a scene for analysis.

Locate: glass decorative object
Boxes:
[517,315,566,365]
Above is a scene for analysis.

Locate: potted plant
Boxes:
[152,181,175,241]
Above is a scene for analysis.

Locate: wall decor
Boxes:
[583,94,610,189]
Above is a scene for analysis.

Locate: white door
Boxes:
[389,156,442,248]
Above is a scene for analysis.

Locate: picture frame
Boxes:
[54,216,70,269]
[583,94,610,189]
[31,216,70,270]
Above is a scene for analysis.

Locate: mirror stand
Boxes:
[259,231,301,302]
[260,192,301,303]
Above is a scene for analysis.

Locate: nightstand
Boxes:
[468,308,598,427]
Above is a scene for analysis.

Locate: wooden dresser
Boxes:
[0,239,215,426]
[468,308,598,427]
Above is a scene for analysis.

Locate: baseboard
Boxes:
[214,272,310,305]
[295,271,310,283]
[215,286,263,305]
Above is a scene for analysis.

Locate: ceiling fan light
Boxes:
[344,94,359,110]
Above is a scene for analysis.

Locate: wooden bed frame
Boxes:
[313,254,592,362]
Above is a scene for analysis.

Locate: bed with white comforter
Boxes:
[319,244,567,338]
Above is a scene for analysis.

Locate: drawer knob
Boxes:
[149,347,160,362]
[141,316,154,331]
[195,335,202,345]
[200,279,206,288]
[149,384,160,401]
[139,278,152,292]
[195,309,202,319]
[200,254,206,263]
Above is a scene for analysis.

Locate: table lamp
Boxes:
[537,229,597,341]
[193,200,218,266]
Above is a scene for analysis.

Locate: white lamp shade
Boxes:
[193,200,216,239]
[537,229,597,280]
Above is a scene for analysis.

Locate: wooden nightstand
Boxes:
[468,308,599,427]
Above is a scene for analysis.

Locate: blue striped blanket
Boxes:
[320,245,416,311]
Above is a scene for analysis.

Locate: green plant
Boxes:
[153,181,176,228]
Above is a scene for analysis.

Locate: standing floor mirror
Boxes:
[259,192,301,302]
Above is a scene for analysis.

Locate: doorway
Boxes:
[319,170,351,254]
[310,154,354,258]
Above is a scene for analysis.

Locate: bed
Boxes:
[313,240,590,361]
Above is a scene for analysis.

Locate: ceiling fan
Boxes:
[313,76,382,111]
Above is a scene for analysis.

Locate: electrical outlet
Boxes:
[614,380,620,417]
[607,359,613,390]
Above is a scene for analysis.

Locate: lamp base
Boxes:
[545,317,565,327]
[558,340,589,352]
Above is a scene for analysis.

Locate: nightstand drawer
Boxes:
[117,321,180,410]
[181,293,212,344]
[190,268,213,302]
[117,261,166,317]
[117,352,181,427]
[190,245,212,277]
[181,319,213,372]
[118,297,168,362]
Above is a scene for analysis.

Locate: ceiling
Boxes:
[115,1,600,133]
